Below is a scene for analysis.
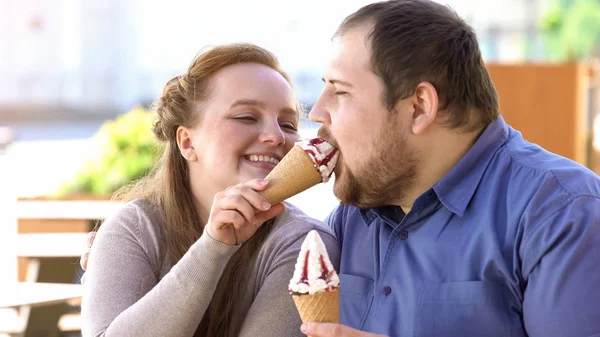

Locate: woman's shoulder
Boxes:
[101,199,162,233]
[263,202,338,255]
[98,199,166,267]
[254,202,340,278]
[273,202,334,237]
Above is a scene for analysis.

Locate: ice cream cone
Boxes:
[292,289,340,325]
[260,145,322,204]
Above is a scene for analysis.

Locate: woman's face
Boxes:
[184,62,300,197]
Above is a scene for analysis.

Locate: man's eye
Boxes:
[334,91,348,96]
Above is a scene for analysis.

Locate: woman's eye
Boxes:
[281,123,298,131]
[234,115,257,122]
[334,91,348,96]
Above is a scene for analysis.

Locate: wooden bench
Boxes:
[0,233,88,337]
[1,200,122,336]
[15,233,88,284]
[0,283,83,337]
[15,200,122,282]
[0,282,83,309]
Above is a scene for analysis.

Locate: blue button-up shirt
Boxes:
[327,117,600,337]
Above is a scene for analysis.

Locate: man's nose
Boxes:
[308,97,331,125]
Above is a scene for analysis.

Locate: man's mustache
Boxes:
[317,127,339,149]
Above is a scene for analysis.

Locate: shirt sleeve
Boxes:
[520,195,600,337]
[81,203,239,337]
[324,204,344,242]
[238,226,341,337]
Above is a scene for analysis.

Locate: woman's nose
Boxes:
[259,122,285,146]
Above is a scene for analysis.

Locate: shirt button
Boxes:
[399,230,409,240]
[383,286,392,296]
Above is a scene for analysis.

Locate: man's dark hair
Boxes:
[336,0,499,131]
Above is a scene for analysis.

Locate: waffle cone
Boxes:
[292,289,340,326]
[260,145,322,204]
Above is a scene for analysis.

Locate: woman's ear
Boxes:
[176,126,198,162]
[409,82,439,135]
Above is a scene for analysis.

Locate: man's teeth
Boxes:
[248,155,280,165]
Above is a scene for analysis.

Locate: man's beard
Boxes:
[334,118,417,209]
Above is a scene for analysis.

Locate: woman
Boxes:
[81,43,340,337]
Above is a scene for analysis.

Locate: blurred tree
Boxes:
[540,0,600,61]
[58,106,163,197]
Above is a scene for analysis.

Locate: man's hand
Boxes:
[79,231,96,284]
[301,323,388,337]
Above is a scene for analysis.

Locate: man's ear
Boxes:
[408,82,438,135]
[176,126,198,162]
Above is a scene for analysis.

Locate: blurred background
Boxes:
[0,0,599,336]
[1,0,600,210]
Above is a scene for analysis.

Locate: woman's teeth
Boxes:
[247,155,280,165]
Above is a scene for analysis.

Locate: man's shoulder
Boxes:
[486,133,600,232]
[497,132,600,199]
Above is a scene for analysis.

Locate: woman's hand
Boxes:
[206,179,284,245]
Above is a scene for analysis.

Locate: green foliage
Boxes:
[539,0,600,61]
[59,106,163,197]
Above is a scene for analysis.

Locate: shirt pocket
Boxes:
[339,273,374,329]
[415,281,509,337]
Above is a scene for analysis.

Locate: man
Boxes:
[301,0,600,336]
[82,1,600,336]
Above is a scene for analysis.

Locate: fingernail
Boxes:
[300,324,308,333]
[263,202,271,210]
[260,179,269,185]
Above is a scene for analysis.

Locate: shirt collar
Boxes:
[359,205,405,227]
[433,116,509,217]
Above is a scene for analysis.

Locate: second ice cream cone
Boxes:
[292,289,340,324]
[260,145,321,204]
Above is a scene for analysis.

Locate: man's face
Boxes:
[309,24,417,208]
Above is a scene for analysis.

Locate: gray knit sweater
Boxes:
[81,199,340,337]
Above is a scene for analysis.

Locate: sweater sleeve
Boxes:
[237,216,341,337]
[81,201,239,337]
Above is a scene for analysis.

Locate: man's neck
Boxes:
[397,127,482,213]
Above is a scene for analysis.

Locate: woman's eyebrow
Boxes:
[230,99,267,109]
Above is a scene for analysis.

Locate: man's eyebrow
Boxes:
[321,78,354,88]
[230,99,267,108]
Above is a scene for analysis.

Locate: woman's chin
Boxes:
[239,171,269,183]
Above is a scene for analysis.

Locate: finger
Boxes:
[217,195,257,225]
[224,182,271,212]
[216,210,246,230]
[226,203,284,242]
[80,253,89,270]
[301,323,364,337]
[80,231,95,270]
[87,232,96,248]
[244,178,270,191]
[231,204,283,242]
[254,202,285,225]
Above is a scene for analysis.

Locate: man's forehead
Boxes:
[325,32,372,81]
